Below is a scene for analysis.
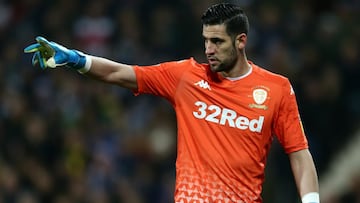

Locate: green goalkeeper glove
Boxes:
[24,36,90,72]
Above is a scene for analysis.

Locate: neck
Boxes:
[221,54,251,78]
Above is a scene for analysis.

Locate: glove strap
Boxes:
[65,50,91,73]
[65,50,87,69]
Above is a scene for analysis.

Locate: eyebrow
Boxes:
[203,36,225,43]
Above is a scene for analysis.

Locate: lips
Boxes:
[207,57,218,65]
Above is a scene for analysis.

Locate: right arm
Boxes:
[85,56,138,90]
[24,36,138,90]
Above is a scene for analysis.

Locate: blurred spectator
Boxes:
[73,0,114,56]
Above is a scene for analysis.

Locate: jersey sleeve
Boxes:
[133,59,190,102]
[273,79,308,154]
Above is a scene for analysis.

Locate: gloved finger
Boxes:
[31,51,39,66]
[32,51,47,69]
[36,36,52,47]
[24,43,41,53]
[36,36,55,57]
[38,52,47,69]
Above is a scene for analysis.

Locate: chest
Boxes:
[175,73,278,123]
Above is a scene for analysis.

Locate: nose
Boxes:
[205,41,215,55]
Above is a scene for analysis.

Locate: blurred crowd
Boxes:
[0,0,359,202]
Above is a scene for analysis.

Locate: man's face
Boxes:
[202,24,238,73]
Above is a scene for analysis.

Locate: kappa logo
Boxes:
[194,80,211,90]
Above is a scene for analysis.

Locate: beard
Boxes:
[209,47,238,73]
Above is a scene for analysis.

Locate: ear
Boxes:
[235,33,247,50]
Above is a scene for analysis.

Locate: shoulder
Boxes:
[134,58,209,84]
[134,57,206,74]
[163,57,210,77]
[160,57,204,68]
[250,62,294,98]
[251,62,290,86]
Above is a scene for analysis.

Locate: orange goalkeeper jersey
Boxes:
[133,58,308,203]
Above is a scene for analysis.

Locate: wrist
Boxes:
[77,54,92,74]
[67,50,88,70]
[302,192,320,203]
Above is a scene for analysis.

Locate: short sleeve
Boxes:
[133,59,191,103]
[273,80,308,154]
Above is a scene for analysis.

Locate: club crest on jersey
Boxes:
[249,87,269,110]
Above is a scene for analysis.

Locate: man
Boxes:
[24,3,319,203]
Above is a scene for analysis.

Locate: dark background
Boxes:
[0,0,359,202]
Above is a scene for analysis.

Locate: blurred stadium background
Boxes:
[0,0,359,202]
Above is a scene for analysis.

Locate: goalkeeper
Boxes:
[24,3,320,203]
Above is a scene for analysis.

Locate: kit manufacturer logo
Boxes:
[194,80,211,90]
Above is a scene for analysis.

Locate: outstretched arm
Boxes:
[289,149,320,203]
[85,55,137,90]
[24,36,138,90]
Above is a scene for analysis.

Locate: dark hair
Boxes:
[201,3,249,37]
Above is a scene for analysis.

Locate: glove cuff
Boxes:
[77,54,92,74]
[302,192,320,203]
[66,50,87,70]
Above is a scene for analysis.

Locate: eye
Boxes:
[211,38,224,45]
[203,37,210,44]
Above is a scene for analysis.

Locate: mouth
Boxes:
[207,57,218,66]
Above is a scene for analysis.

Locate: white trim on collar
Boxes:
[225,65,253,81]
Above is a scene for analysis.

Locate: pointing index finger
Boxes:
[35,36,55,57]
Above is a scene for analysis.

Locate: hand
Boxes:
[24,36,87,70]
